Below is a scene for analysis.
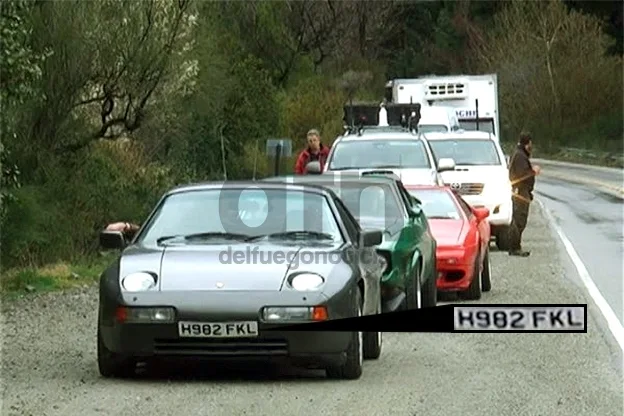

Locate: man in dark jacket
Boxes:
[507,132,541,257]
[294,129,330,174]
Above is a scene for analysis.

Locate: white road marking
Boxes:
[537,198,624,351]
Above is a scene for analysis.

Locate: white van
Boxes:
[422,130,512,250]
[418,107,461,133]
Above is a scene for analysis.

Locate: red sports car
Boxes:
[406,185,492,300]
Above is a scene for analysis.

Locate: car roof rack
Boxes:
[343,101,422,136]
[360,170,401,181]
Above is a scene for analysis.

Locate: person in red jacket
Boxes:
[294,129,330,174]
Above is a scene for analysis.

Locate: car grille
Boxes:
[153,338,289,357]
[448,182,484,195]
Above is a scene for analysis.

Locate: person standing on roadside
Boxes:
[294,129,330,174]
[507,132,541,257]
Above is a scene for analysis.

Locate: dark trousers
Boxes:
[508,197,531,251]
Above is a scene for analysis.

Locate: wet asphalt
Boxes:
[536,170,624,325]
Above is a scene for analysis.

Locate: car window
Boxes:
[428,139,501,166]
[138,188,344,244]
[405,188,463,220]
[328,139,431,170]
[458,120,495,134]
[454,193,474,219]
[418,124,448,133]
[332,196,360,242]
[395,182,414,209]
[321,182,403,230]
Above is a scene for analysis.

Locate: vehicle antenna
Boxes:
[252,137,259,180]
[219,123,227,180]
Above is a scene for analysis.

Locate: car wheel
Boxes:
[405,264,422,310]
[481,247,492,292]
[97,328,136,378]
[460,252,482,300]
[421,263,437,308]
[327,289,364,380]
[363,295,382,360]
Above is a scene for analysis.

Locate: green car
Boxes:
[263,173,438,312]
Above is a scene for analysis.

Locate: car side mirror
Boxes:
[306,161,322,174]
[408,204,422,218]
[473,207,490,222]
[437,157,456,173]
[100,231,127,250]
[361,229,383,247]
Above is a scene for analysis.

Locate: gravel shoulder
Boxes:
[1,202,622,416]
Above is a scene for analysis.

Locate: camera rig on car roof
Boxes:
[343,101,422,135]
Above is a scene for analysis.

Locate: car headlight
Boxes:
[438,248,465,265]
[121,272,157,291]
[289,273,325,291]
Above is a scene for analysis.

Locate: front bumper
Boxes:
[435,252,475,291]
[99,290,353,366]
[461,194,512,226]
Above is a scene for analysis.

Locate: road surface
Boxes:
[1,203,622,416]
[535,161,623,326]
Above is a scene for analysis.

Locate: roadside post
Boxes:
[266,139,292,176]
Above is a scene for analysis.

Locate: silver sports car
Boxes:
[97,181,386,379]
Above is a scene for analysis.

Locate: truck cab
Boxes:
[418,106,461,133]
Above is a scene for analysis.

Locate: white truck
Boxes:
[385,74,501,141]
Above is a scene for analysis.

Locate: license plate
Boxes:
[178,321,259,338]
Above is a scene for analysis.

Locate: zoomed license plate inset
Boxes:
[453,305,587,332]
[178,321,259,338]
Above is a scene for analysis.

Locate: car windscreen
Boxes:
[458,120,495,134]
[428,139,501,166]
[418,124,448,133]
[320,182,403,228]
[328,139,431,170]
[138,188,344,245]
[406,188,462,220]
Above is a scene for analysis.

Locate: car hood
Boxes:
[328,168,438,186]
[439,165,507,186]
[119,242,343,292]
[428,219,466,246]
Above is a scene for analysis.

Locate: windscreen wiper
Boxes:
[254,231,335,241]
[426,216,453,220]
[156,232,254,245]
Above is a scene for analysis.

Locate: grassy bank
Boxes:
[0,252,117,301]
[536,148,624,169]
[501,142,623,169]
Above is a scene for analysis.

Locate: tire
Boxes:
[405,263,422,310]
[421,262,437,308]
[460,252,482,300]
[481,247,492,292]
[363,294,382,360]
[97,328,136,378]
[495,226,510,251]
[327,289,364,380]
